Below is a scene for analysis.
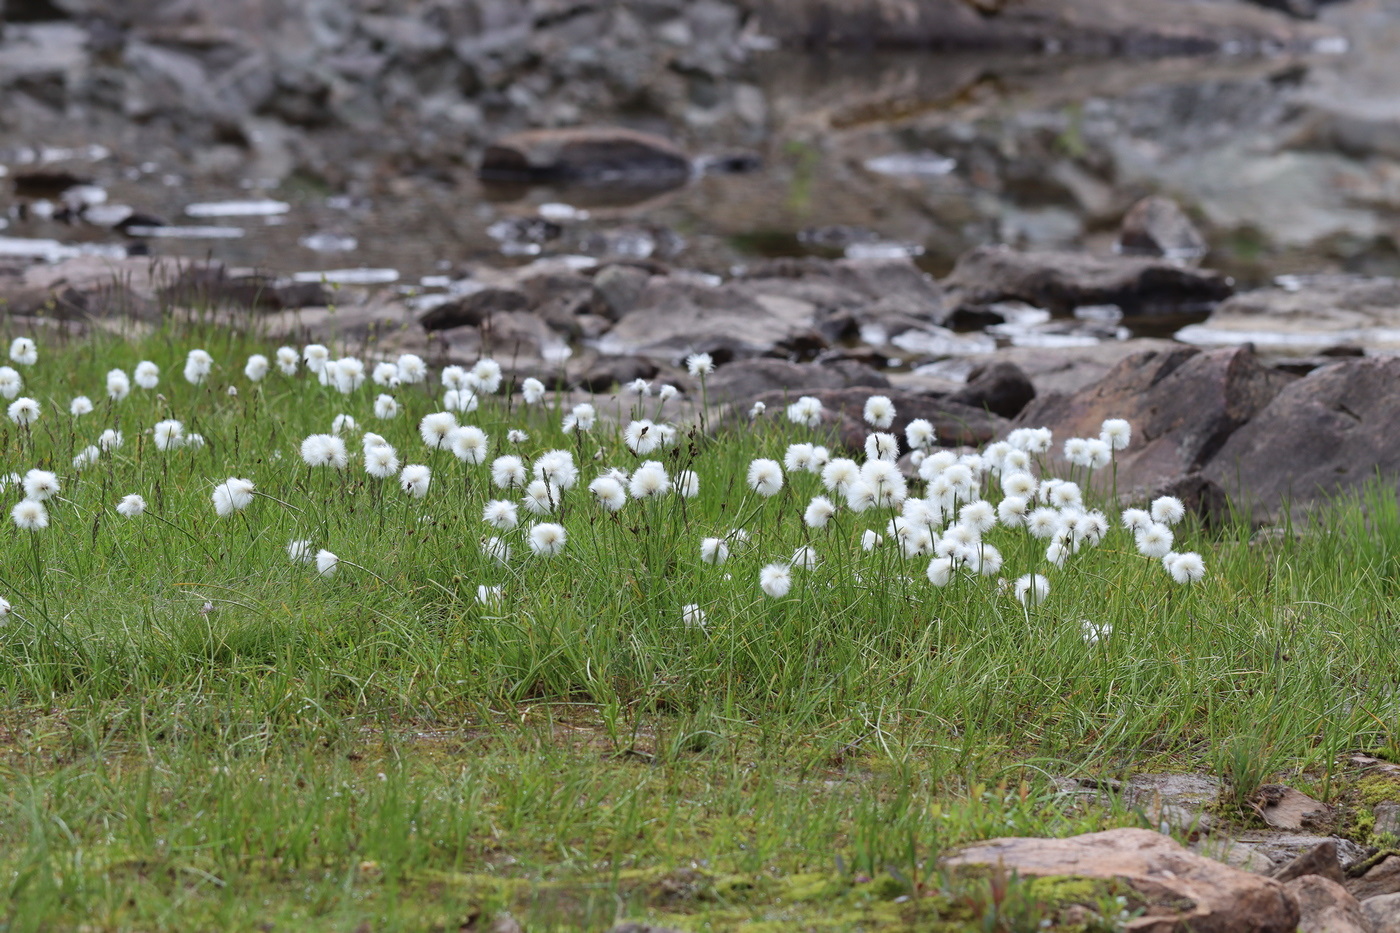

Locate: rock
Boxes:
[164,266,329,312]
[1374,802,1400,839]
[905,339,1184,399]
[1144,473,1232,528]
[1349,855,1400,901]
[1179,276,1400,355]
[1011,345,1294,501]
[948,361,1035,418]
[1361,892,1400,933]
[746,0,1335,52]
[591,264,653,321]
[1124,773,1222,835]
[1284,875,1373,933]
[737,256,947,335]
[260,301,426,356]
[1273,839,1347,886]
[1191,838,1275,874]
[1249,785,1331,831]
[567,354,659,393]
[1200,357,1400,522]
[943,244,1232,317]
[595,276,821,362]
[440,311,571,370]
[1,255,200,322]
[745,387,1006,453]
[942,827,1299,933]
[705,358,890,405]
[1238,834,1370,872]
[478,127,691,186]
[1118,196,1207,260]
[418,287,530,330]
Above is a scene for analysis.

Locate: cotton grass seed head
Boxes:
[804,495,836,529]
[673,470,699,498]
[865,432,899,462]
[1014,573,1050,607]
[629,461,670,499]
[372,361,399,386]
[1100,418,1131,450]
[1121,508,1151,532]
[73,445,100,469]
[686,352,715,377]
[760,563,792,598]
[1166,550,1206,584]
[906,418,935,451]
[107,369,131,401]
[395,353,426,384]
[244,354,269,381]
[747,458,784,496]
[300,434,348,469]
[472,359,503,394]
[400,464,431,498]
[274,348,297,376]
[211,477,255,516]
[534,450,577,489]
[8,397,39,425]
[452,427,491,465]
[589,476,628,511]
[116,494,146,518]
[443,388,479,413]
[22,469,59,501]
[522,479,560,515]
[12,498,48,531]
[0,366,21,399]
[9,337,37,365]
[1151,495,1186,526]
[624,419,662,455]
[69,396,93,417]
[785,396,823,427]
[374,394,399,420]
[315,549,339,577]
[184,349,213,385]
[791,545,819,570]
[863,395,895,429]
[419,412,458,449]
[821,458,860,495]
[528,522,566,557]
[522,378,546,404]
[491,455,527,489]
[287,539,314,563]
[365,444,400,479]
[1135,522,1174,559]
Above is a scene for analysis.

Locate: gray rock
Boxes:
[1362,892,1400,933]
[943,244,1232,317]
[591,264,653,321]
[1201,357,1400,522]
[745,387,1006,453]
[1284,875,1372,933]
[479,127,691,185]
[1124,773,1222,834]
[1349,854,1400,901]
[1179,276,1400,355]
[1236,833,1371,871]
[1272,839,1347,885]
[1191,838,1276,874]
[418,288,530,331]
[1374,802,1400,840]
[705,358,889,405]
[1118,195,1207,260]
[948,360,1035,419]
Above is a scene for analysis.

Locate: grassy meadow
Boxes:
[1,315,1399,931]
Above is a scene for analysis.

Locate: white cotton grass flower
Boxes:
[315,549,339,577]
[865,432,899,462]
[287,539,314,563]
[674,470,700,498]
[975,543,1003,576]
[9,337,37,365]
[11,498,48,531]
[522,479,560,515]
[1151,496,1187,526]
[657,384,679,403]
[522,378,546,404]
[184,349,213,385]
[1083,439,1112,470]
[302,344,330,374]
[330,357,366,394]
[1135,522,1174,559]
[860,459,906,508]
[822,458,860,495]
[0,366,21,399]
[792,545,819,570]
[1007,427,1053,454]
[184,433,206,450]
[926,557,954,587]
[589,476,628,511]
[244,354,269,381]
[845,482,877,513]
[748,400,766,419]
[23,469,60,501]
[1165,550,1206,584]
[66,394,93,417]
[443,388,479,413]
[534,450,578,489]
[1100,418,1131,450]
[373,394,399,420]
[862,530,884,551]
[1081,621,1113,645]
[863,395,896,429]
[623,419,663,456]
[784,443,819,473]
[371,361,399,386]
[98,428,123,451]
[1026,507,1062,540]
[0,596,8,618]
[365,444,400,479]
[483,536,511,565]
[106,369,131,401]
[624,378,651,398]
[153,419,184,451]
[804,495,836,529]
[565,403,596,433]
[1015,573,1050,607]
[419,412,458,450]
[331,414,358,436]
[1046,535,1071,569]
[227,385,239,398]
[760,563,792,598]
[451,427,491,465]
[960,500,996,534]
[528,522,567,557]
[906,418,935,451]
[72,445,101,470]
[116,494,146,518]
[997,496,1028,528]
[491,455,527,489]
[400,464,431,498]
[1048,482,1083,510]
[1072,511,1110,548]
[747,458,784,496]
[629,461,670,499]
[396,353,426,384]
[1121,508,1152,532]
[300,434,348,469]
[785,396,823,427]
[212,477,255,516]
[686,352,715,377]
[441,366,469,391]
[700,537,730,565]
[477,584,504,606]
[681,603,707,628]
[275,347,298,376]
[507,429,529,444]
[1063,437,1090,466]
[1002,471,1037,499]
[472,359,503,394]
[483,499,519,529]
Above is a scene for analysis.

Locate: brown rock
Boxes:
[746,387,1006,453]
[1010,345,1294,500]
[1272,839,1347,886]
[1361,892,1400,933]
[1250,785,1331,831]
[941,828,1299,933]
[1,255,197,321]
[479,127,690,185]
[418,287,529,330]
[1200,356,1400,522]
[1118,196,1207,260]
[1349,855,1400,901]
[942,244,1232,316]
[1284,875,1372,933]
[948,360,1035,418]
[705,358,890,405]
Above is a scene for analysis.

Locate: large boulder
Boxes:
[1201,356,1400,520]
[705,358,890,404]
[943,245,1233,317]
[478,127,691,186]
[1010,345,1294,499]
[1283,876,1371,933]
[942,828,1299,933]
[1118,195,1207,260]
